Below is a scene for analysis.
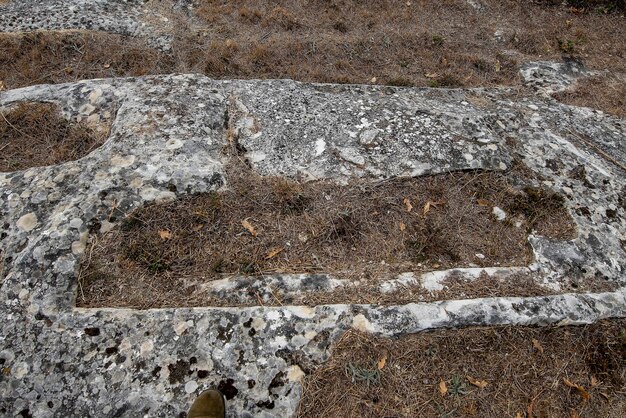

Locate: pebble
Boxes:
[492,206,507,221]
[184,381,198,394]
[16,213,38,232]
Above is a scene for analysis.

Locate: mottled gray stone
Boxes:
[520,59,595,95]
[0,0,178,50]
[1,75,625,417]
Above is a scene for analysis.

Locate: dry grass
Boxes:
[555,74,626,118]
[183,0,625,88]
[0,31,175,89]
[297,320,626,418]
[0,2,623,116]
[76,158,576,308]
[0,102,109,172]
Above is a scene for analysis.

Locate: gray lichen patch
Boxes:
[0,101,111,172]
[229,82,514,180]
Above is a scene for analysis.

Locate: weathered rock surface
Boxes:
[1,73,625,416]
[520,59,595,95]
[0,0,183,50]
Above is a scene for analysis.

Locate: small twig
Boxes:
[267,285,283,306]
[108,199,119,221]
[0,109,33,139]
[255,291,265,306]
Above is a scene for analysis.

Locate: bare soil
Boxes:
[77,159,576,308]
[0,102,109,172]
[297,320,626,418]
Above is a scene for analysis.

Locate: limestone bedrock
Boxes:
[1,74,625,417]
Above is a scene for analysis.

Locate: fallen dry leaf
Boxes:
[423,200,445,215]
[571,410,580,418]
[158,230,173,240]
[403,197,413,212]
[591,376,600,387]
[265,247,284,260]
[532,338,544,353]
[563,378,591,401]
[495,60,501,73]
[377,353,387,370]
[599,392,609,400]
[515,413,523,418]
[423,201,431,215]
[241,219,258,237]
[476,198,491,207]
[439,379,448,395]
[466,376,488,389]
[399,222,406,231]
[425,72,440,79]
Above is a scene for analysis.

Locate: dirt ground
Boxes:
[0,1,624,116]
[76,158,577,309]
[297,320,626,418]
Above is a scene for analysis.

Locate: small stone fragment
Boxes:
[492,206,507,221]
[184,380,199,394]
[16,213,38,232]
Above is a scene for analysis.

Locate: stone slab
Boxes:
[1,75,625,416]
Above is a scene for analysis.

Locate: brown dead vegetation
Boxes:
[0,1,624,116]
[297,320,626,418]
[0,102,109,172]
[0,31,175,89]
[556,74,626,118]
[77,158,576,308]
[184,0,625,88]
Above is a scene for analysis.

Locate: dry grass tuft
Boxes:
[297,320,626,418]
[183,0,625,91]
[0,31,175,89]
[77,158,576,308]
[555,74,626,118]
[0,102,109,172]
